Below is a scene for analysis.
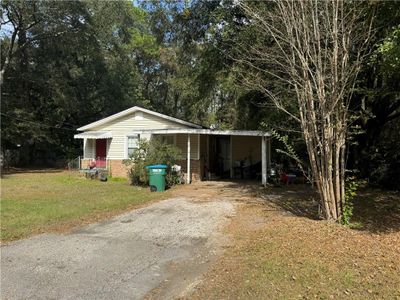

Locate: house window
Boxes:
[127,135,140,157]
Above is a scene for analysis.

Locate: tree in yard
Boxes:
[0,0,41,85]
[351,1,400,189]
[235,1,374,221]
[1,1,153,164]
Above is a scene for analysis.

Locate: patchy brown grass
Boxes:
[187,184,400,300]
[0,171,172,242]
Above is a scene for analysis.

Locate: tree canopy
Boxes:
[1,0,399,192]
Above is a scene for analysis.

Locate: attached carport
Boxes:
[131,128,272,186]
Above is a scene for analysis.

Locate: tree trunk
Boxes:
[237,0,373,221]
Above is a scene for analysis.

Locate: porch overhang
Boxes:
[129,128,270,137]
[74,131,112,139]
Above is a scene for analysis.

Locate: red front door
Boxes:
[96,139,106,158]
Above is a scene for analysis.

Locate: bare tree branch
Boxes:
[235,0,374,221]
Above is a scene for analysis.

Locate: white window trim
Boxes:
[125,134,140,159]
[106,138,111,159]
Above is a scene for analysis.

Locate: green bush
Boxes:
[165,170,183,187]
[123,138,182,187]
[341,177,359,226]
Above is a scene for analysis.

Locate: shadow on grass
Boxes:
[2,168,64,175]
[260,184,321,220]
[215,180,400,234]
[351,188,400,234]
[216,181,321,220]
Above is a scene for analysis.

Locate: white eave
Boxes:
[77,106,203,131]
[130,128,270,137]
[74,131,112,139]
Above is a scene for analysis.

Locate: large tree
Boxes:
[235,0,374,221]
[1,1,152,164]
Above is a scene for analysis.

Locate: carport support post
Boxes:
[83,138,87,159]
[268,137,271,173]
[262,136,267,186]
[230,136,233,179]
[187,134,191,184]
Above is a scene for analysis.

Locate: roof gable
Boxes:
[77,106,203,131]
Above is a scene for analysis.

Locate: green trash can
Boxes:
[145,164,168,192]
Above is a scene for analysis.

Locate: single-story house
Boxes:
[74,106,271,184]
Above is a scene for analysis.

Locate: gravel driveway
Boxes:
[1,191,237,300]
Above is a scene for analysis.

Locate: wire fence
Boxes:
[67,156,81,170]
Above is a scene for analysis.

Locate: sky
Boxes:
[1,13,13,38]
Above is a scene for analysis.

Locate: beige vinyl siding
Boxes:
[88,112,190,159]
[175,134,200,160]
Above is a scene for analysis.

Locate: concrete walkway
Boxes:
[1,191,237,300]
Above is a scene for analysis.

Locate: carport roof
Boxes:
[131,128,270,137]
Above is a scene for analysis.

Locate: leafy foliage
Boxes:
[342,177,360,226]
[350,2,400,189]
[269,128,308,176]
[1,1,154,164]
[1,0,399,195]
[123,138,182,187]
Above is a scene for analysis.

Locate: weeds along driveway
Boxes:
[0,182,249,300]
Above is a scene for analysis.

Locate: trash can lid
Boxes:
[145,164,168,169]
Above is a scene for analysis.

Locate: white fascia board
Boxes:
[130,128,271,137]
[77,106,202,131]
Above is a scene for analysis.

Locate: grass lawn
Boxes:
[1,170,169,242]
[190,185,400,299]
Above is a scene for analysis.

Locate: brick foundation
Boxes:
[108,160,130,178]
[81,159,129,178]
[81,158,202,181]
